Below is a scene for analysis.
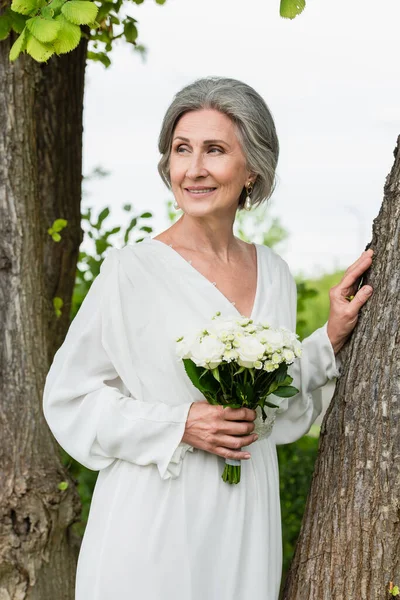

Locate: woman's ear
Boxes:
[247,172,257,185]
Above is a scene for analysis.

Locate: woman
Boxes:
[43,77,373,600]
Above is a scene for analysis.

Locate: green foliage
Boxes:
[53,296,64,317]
[280,0,306,19]
[48,218,68,242]
[234,203,289,251]
[4,0,162,64]
[58,480,69,490]
[8,0,92,62]
[389,584,400,597]
[277,434,319,579]
[296,271,344,340]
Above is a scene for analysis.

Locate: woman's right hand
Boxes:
[181,401,258,460]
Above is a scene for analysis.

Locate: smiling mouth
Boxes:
[185,187,217,194]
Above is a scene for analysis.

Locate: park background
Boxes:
[60,0,400,588]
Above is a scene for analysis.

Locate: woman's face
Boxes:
[169,109,253,218]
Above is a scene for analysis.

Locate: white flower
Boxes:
[190,335,225,369]
[253,360,263,370]
[263,361,276,372]
[282,349,295,364]
[223,348,239,362]
[271,352,283,365]
[293,340,302,357]
[176,332,198,360]
[236,337,265,368]
[262,329,285,351]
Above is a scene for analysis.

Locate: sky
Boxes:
[82,0,400,277]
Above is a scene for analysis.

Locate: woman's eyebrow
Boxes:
[173,136,230,147]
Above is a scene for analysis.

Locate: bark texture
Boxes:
[282,137,400,599]
[0,28,87,599]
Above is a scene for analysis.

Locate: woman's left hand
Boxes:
[327,249,374,354]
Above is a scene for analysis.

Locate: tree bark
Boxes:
[0,26,87,598]
[282,137,400,599]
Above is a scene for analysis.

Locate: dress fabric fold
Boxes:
[43,238,339,600]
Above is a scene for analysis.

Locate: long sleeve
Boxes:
[270,266,340,445]
[43,250,192,479]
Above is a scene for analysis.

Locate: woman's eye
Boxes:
[176,145,189,154]
[208,147,223,154]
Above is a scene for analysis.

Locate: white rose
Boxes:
[236,337,265,368]
[190,335,225,369]
[261,329,285,352]
[175,332,198,360]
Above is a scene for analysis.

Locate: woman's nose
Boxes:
[186,152,208,179]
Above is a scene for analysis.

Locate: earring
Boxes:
[173,200,180,210]
[244,182,253,211]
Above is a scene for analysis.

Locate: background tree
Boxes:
[282,139,400,599]
[0,1,161,597]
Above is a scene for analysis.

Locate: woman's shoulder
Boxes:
[100,239,166,283]
[255,242,292,277]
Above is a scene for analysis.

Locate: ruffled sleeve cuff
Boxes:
[157,402,194,481]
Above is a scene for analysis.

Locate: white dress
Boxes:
[43,238,339,600]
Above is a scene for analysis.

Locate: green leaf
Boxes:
[10,10,28,33]
[140,226,152,233]
[52,218,68,232]
[0,15,12,40]
[48,0,67,16]
[155,0,166,4]
[123,204,132,212]
[123,19,137,43]
[183,359,206,392]
[273,385,299,398]
[26,15,60,42]
[95,2,113,23]
[95,207,110,228]
[123,216,137,243]
[58,481,69,490]
[53,297,64,310]
[211,367,220,382]
[9,27,28,60]
[52,232,62,242]
[233,366,245,376]
[61,0,98,25]
[26,31,54,61]
[140,212,152,218]
[104,226,121,238]
[53,14,81,54]
[11,0,39,16]
[87,50,111,67]
[280,0,305,19]
[95,238,110,255]
[53,296,63,317]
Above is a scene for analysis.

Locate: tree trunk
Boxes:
[0,26,87,598]
[282,137,400,599]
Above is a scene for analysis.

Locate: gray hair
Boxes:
[158,77,279,209]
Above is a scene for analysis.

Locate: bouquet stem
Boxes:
[222,458,241,484]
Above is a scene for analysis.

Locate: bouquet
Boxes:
[176,312,302,484]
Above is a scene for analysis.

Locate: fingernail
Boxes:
[253,434,259,440]
[365,286,373,295]
[244,453,251,459]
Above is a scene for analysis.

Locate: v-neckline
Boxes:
[146,238,262,321]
